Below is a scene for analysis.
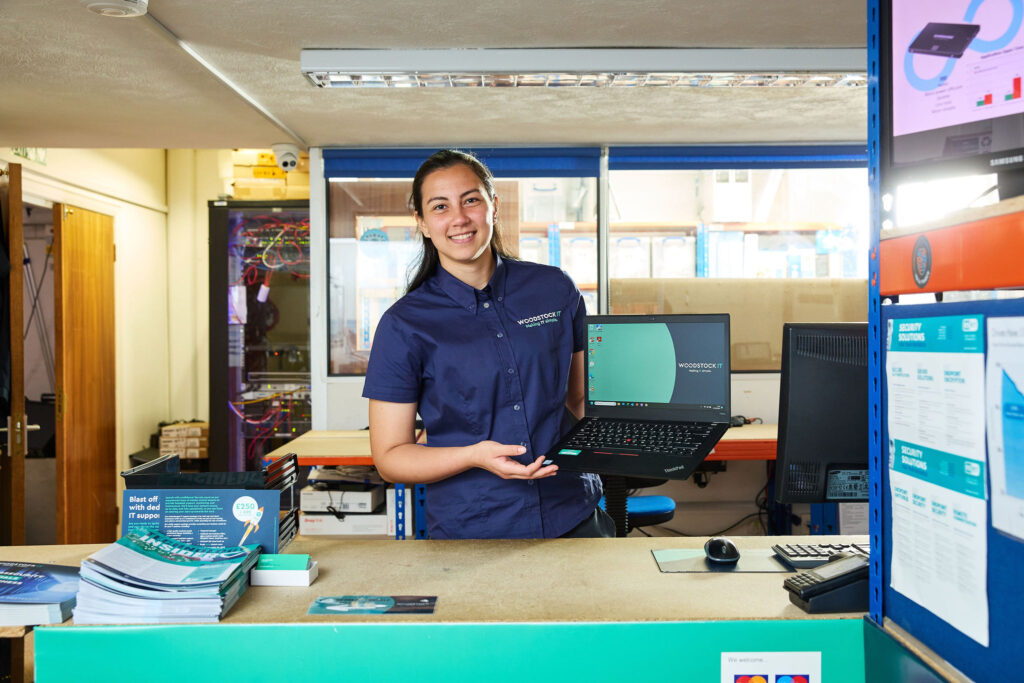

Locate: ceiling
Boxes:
[0,0,868,149]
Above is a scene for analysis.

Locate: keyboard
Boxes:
[564,419,713,455]
[771,542,870,569]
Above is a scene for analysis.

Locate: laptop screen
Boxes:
[584,314,730,423]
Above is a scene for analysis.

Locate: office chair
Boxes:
[599,476,676,537]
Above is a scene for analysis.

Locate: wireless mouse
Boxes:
[704,536,741,564]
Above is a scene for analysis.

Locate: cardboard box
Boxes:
[300,483,384,513]
[233,179,287,200]
[234,164,286,180]
[284,185,309,200]
[285,171,309,186]
[159,436,208,449]
[160,421,209,438]
[233,149,277,167]
[294,155,310,173]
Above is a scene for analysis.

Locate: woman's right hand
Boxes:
[469,441,559,480]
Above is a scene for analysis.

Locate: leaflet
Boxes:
[886,314,988,646]
[986,317,1024,542]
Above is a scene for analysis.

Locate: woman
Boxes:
[362,149,612,540]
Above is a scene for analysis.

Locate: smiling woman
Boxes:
[356,149,613,541]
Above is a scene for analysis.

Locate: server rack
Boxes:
[209,200,312,471]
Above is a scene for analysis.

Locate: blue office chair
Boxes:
[599,476,675,536]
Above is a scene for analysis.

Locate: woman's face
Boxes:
[416,163,497,271]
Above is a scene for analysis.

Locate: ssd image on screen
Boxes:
[908,22,981,59]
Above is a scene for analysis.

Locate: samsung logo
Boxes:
[990,154,1024,167]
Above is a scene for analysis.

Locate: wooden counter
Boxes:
[1,535,866,682]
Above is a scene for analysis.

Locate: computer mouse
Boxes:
[704,536,740,564]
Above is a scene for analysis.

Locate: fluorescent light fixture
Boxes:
[301,48,866,89]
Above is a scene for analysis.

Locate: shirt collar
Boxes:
[432,254,508,313]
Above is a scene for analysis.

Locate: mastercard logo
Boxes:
[733,678,808,683]
[734,677,768,683]
[777,677,810,683]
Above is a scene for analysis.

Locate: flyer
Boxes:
[986,317,1024,542]
[885,314,989,646]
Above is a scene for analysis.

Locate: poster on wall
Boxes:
[986,316,1024,542]
[885,314,989,646]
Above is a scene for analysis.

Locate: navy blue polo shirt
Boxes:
[362,256,602,539]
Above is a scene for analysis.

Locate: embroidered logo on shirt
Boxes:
[516,311,561,328]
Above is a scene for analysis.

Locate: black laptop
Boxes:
[544,314,730,480]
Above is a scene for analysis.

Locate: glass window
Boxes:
[607,167,869,370]
[326,174,597,375]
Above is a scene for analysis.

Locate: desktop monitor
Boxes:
[775,323,869,504]
[883,0,1024,198]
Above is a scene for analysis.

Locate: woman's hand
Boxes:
[470,441,559,480]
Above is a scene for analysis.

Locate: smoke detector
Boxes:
[81,0,148,17]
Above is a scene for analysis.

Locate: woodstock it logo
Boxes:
[517,310,561,328]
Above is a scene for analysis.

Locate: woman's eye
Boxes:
[431,203,446,212]
[465,197,479,205]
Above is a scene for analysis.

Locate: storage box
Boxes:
[300,483,384,513]
[284,185,310,200]
[232,149,277,167]
[160,422,209,438]
[234,164,286,180]
[299,488,406,537]
[159,437,208,449]
[285,171,309,187]
[233,179,287,200]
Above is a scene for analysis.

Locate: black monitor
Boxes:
[775,323,869,504]
[882,0,1024,199]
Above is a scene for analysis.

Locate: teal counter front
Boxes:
[9,536,868,682]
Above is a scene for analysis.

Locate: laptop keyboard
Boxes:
[564,419,714,455]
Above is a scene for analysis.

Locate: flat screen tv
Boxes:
[882,0,1024,199]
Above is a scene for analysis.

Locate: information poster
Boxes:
[986,317,1024,541]
[886,314,989,646]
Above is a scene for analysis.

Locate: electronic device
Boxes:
[784,552,870,613]
[907,22,980,59]
[883,1,1024,199]
[775,322,868,504]
[772,541,870,570]
[544,314,730,480]
[704,536,741,564]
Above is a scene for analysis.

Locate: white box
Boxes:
[250,561,318,587]
[300,483,385,513]
[299,488,409,537]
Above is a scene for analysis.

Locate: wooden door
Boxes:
[53,203,116,543]
[0,162,26,545]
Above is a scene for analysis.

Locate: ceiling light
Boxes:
[301,48,866,89]
[81,0,147,17]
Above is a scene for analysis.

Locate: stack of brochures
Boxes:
[73,529,261,624]
[0,561,79,626]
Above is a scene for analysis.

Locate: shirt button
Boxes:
[498,296,503,302]
[507,368,514,374]
[483,302,490,309]
[497,333,503,338]
[514,404,521,411]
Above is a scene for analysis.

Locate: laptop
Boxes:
[544,314,730,480]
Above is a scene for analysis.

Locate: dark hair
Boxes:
[406,149,515,293]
